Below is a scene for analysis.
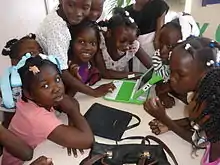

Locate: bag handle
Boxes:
[126,113,141,130]
[117,136,150,145]
[144,135,178,165]
[83,154,107,165]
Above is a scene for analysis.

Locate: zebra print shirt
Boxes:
[152,50,170,82]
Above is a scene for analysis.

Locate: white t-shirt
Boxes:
[100,32,140,71]
[36,10,71,70]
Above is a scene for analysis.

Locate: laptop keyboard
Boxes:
[105,80,123,99]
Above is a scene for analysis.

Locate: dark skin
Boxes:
[88,0,104,21]
[95,26,152,79]
[155,26,183,108]
[24,65,93,156]
[57,0,114,97]
[2,39,43,129]
[133,0,167,49]
[68,27,115,96]
[144,47,220,162]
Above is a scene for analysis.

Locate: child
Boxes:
[125,0,169,72]
[96,7,152,79]
[36,0,112,97]
[144,37,220,164]
[0,125,52,165]
[1,33,43,128]
[2,55,93,165]
[152,12,200,108]
[68,20,115,95]
[88,0,105,21]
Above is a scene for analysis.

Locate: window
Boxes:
[202,0,220,6]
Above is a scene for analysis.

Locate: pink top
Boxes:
[202,144,220,165]
[2,99,62,165]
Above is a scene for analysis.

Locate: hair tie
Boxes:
[206,60,215,67]
[185,43,191,50]
[128,17,135,23]
[125,11,130,17]
[209,40,216,48]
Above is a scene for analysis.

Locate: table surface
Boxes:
[22,81,203,165]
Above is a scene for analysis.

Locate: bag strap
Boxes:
[83,154,107,165]
[117,136,150,145]
[126,113,141,130]
[144,135,178,165]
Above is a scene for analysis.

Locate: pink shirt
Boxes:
[202,144,220,165]
[2,99,62,165]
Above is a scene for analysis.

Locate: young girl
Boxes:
[144,37,220,164]
[68,20,115,95]
[152,12,200,108]
[87,0,105,22]
[36,0,112,97]
[1,33,43,128]
[95,7,152,79]
[2,55,93,165]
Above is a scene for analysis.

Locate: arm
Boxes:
[135,47,153,69]
[153,11,166,49]
[48,95,93,149]
[0,125,33,161]
[95,51,140,79]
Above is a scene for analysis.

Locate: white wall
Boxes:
[0,0,47,75]
[190,0,220,40]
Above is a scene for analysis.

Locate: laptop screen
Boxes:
[138,67,154,90]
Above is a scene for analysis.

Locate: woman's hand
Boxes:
[93,83,116,97]
[30,156,53,165]
[144,98,168,121]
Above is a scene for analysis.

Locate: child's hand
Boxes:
[30,156,53,165]
[158,94,175,108]
[69,63,82,81]
[93,83,116,97]
[144,98,167,121]
[67,117,84,157]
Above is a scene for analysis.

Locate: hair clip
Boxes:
[29,66,40,75]
[185,43,191,50]
[206,60,215,67]
[209,40,216,48]
[129,17,135,23]
[3,47,11,52]
[28,33,33,38]
[125,11,130,17]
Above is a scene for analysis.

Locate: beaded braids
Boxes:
[18,56,61,102]
[1,33,38,60]
[98,7,139,35]
[179,37,220,143]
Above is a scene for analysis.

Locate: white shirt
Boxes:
[36,10,71,70]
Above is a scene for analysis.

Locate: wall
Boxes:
[190,0,220,41]
[0,0,47,76]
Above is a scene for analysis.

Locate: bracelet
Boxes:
[128,74,135,79]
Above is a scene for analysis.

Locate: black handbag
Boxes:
[84,103,141,141]
[80,135,178,165]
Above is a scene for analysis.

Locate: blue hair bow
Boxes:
[0,53,61,109]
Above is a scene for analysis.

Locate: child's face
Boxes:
[88,0,104,21]
[169,47,204,94]
[28,65,65,108]
[72,27,98,63]
[112,26,137,53]
[12,39,43,66]
[159,27,182,60]
[60,0,91,25]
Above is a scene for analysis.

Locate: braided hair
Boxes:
[18,56,60,102]
[178,37,220,143]
[2,33,37,60]
[68,20,101,60]
[161,19,182,39]
[98,7,139,35]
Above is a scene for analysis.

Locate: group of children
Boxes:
[0,0,220,165]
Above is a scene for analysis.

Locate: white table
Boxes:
[24,81,204,165]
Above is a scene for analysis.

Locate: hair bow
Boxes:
[0,53,61,109]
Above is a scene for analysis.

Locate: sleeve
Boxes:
[46,28,71,70]
[32,109,62,139]
[153,0,169,18]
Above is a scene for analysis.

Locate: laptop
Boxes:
[104,67,163,104]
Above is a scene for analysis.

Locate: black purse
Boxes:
[84,103,141,141]
[80,135,178,165]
